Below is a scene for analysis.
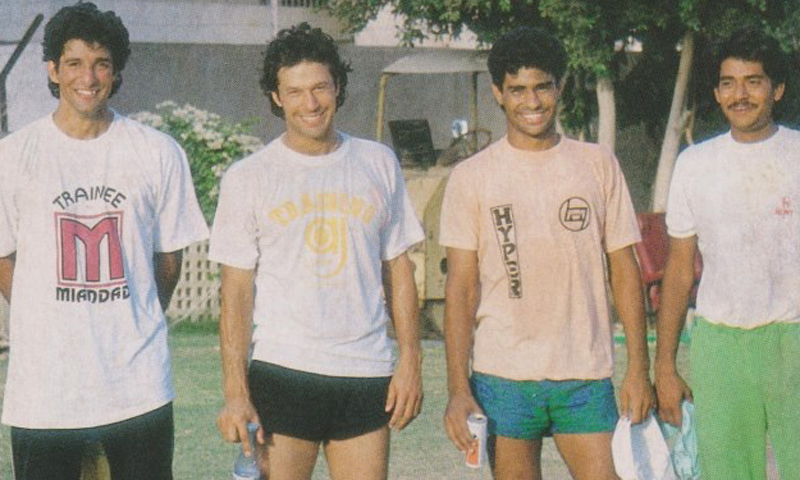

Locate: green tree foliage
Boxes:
[321,0,544,46]
[679,0,800,135]
[618,0,800,143]
[320,0,681,139]
[321,0,799,151]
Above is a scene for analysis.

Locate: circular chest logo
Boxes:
[559,197,591,232]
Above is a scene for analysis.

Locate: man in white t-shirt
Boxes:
[210,24,424,479]
[656,28,800,479]
[440,27,652,479]
[0,3,208,479]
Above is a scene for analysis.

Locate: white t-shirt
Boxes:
[0,113,209,428]
[209,133,424,377]
[440,136,641,381]
[666,127,800,328]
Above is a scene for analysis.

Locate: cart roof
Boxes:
[382,49,488,75]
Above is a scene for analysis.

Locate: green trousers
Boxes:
[690,318,800,480]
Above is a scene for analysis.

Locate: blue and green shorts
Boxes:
[471,372,618,440]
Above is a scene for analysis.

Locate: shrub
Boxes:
[131,102,263,223]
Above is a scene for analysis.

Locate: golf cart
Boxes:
[376,49,493,332]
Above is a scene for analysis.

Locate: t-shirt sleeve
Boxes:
[0,141,18,257]
[439,163,480,251]
[208,164,260,269]
[665,152,696,238]
[380,155,425,260]
[153,139,209,252]
[602,151,641,253]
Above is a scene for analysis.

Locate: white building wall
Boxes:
[1,0,273,45]
[0,0,346,45]
[0,45,57,132]
[0,0,346,132]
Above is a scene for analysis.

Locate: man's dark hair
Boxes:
[260,23,352,118]
[488,27,568,89]
[42,2,131,99]
[714,28,789,86]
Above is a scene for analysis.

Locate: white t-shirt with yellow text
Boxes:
[209,133,424,377]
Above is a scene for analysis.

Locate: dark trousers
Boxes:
[11,402,174,480]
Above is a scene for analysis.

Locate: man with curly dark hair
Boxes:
[0,3,208,479]
[656,28,800,479]
[211,23,424,479]
[441,27,652,479]
[41,1,131,100]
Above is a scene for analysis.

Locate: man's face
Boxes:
[492,67,561,151]
[272,61,339,149]
[47,39,115,121]
[714,58,785,142]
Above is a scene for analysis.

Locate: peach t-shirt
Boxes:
[440,136,640,381]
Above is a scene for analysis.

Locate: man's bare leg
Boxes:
[554,432,617,480]
[492,436,543,480]
[323,426,390,480]
[263,433,320,480]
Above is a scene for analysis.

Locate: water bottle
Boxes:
[232,422,262,480]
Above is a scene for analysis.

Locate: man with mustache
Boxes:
[440,26,652,479]
[0,3,208,479]
[656,28,800,480]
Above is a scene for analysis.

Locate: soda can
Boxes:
[466,413,488,468]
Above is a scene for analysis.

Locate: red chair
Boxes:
[633,212,702,314]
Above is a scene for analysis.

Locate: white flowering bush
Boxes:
[131,101,263,223]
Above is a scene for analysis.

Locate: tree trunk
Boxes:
[596,76,616,151]
[651,30,695,212]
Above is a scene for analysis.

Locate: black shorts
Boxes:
[248,361,391,442]
[11,402,173,480]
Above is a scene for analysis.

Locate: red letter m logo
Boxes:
[58,214,125,284]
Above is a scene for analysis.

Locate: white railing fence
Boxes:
[167,240,221,323]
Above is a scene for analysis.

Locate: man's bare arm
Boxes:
[153,250,183,312]
[607,246,653,423]
[383,252,423,431]
[216,265,263,454]
[0,253,15,302]
[443,247,482,452]
[655,235,697,426]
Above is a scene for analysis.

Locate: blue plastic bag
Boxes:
[660,401,701,480]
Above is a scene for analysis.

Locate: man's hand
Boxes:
[444,392,483,453]
[619,368,655,424]
[655,368,693,427]
[606,246,652,423]
[216,397,264,457]
[654,235,696,427]
[386,350,423,431]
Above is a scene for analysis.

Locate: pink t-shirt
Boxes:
[440,136,640,381]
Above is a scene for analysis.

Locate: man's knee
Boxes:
[554,432,616,480]
[264,434,320,480]
[325,427,390,480]
[491,436,542,480]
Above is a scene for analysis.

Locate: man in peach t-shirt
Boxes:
[441,27,653,479]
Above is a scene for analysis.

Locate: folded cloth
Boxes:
[612,412,677,480]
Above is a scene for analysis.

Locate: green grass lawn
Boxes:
[0,327,690,479]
